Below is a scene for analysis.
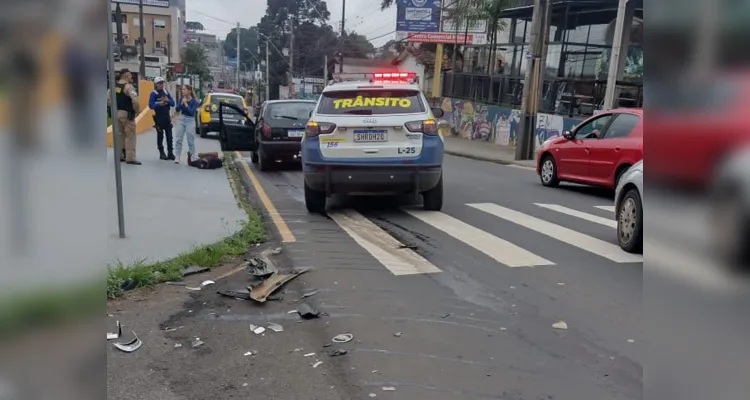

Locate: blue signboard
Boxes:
[396,0,441,33]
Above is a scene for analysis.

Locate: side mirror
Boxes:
[563,130,574,140]
[431,107,444,118]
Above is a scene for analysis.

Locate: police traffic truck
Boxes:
[301,72,445,213]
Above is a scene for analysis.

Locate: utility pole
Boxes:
[138,0,146,79]
[107,0,126,238]
[339,0,346,73]
[515,0,547,160]
[323,54,328,85]
[236,22,241,90]
[603,0,628,110]
[289,13,295,98]
[265,39,270,101]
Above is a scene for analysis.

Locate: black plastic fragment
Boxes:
[297,303,320,319]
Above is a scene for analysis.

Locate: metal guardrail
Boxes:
[442,72,643,117]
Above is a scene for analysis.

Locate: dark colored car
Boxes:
[252,100,317,171]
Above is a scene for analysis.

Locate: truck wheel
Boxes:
[422,175,443,211]
[305,182,326,214]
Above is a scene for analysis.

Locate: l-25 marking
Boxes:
[397,147,416,154]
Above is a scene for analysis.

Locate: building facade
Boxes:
[111,0,184,64]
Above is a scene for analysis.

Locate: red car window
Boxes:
[603,114,640,139]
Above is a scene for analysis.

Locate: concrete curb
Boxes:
[444,149,537,170]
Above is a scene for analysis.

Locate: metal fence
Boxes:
[442,72,643,118]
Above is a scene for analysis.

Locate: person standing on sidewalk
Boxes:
[107,68,141,165]
[149,77,176,160]
[173,84,199,164]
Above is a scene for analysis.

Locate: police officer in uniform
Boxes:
[107,68,141,165]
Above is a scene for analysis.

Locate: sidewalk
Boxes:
[443,135,537,169]
[106,129,246,266]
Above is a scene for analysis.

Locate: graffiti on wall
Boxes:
[439,98,582,151]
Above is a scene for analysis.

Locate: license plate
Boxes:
[353,129,387,142]
[287,130,304,137]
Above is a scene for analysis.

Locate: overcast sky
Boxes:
[187,0,398,47]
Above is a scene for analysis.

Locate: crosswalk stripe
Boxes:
[594,205,616,212]
[535,203,617,228]
[468,203,642,263]
[404,210,554,267]
[328,210,442,276]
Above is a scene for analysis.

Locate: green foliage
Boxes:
[184,43,211,81]
[223,27,261,71]
[186,21,205,31]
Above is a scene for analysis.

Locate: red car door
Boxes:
[587,112,643,187]
[557,113,615,180]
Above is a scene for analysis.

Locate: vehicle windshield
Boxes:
[265,102,316,121]
[316,89,425,115]
[210,95,244,107]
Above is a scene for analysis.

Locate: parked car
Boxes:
[196,92,249,138]
[536,108,643,189]
[614,160,643,253]
[252,100,317,171]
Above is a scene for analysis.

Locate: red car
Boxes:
[536,108,643,189]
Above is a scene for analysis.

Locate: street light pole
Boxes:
[266,39,270,101]
[138,0,146,79]
[107,0,126,238]
[236,22,241,90]
[339,0,345,73]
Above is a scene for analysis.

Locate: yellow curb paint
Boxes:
[235,151,296,243]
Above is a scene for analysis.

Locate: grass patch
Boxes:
[107,153,265,299]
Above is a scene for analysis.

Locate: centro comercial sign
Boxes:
[112,0,170,7]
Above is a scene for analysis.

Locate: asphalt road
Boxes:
[107,153,643,400]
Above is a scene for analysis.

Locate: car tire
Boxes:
[258,146,272,172]
[540,155,560,187]
[250,151,259,164]
[422,175,443,211]
[617,188,643,254]
[304,181,326,214]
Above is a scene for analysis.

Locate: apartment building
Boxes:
[111,0,184,64]
[186,31,222,67]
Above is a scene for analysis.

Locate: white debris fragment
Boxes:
[268,323,284,332]
[244,351,255,356]
[303,353,316,357]
[201,280,216,287]
[382,386,396,391]
[557,282,566,286]
[510,286,516,289]
[242,383,248,387]
[174,343,182,348]
[500,327,507,331]
[312,361,323,368]
[369,394,377,398]
[552,321,569,330]
[627,339,635,343]
[249,325,266,335]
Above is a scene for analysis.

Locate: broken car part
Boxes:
[106,320,122,340]
[297,303,320,319]
[268,323,284,333]
[244,256,277,280]
[248,268,310,303]
[180,265,210,277]
[332,333,354,344]
[250,325,266,335]
[300,289,318,299]
[201,280,215,287]
[329,349,348,357]
[112,332,142,353]
[217,289,253,300]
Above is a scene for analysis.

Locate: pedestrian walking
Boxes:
[173,84,199,164]
[149,77,175,160]
[107,68,141,165]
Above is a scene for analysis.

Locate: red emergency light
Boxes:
[371,72,418,84]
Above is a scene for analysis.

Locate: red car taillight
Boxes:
[262,122,272,137]
[305,121,336,138]
[404,119,439,135]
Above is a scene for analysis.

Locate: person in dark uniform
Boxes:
[107,68,141,164]
[149,77,175,160]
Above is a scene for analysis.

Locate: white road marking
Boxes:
[328,210,441,275]
[404,210,554,267]
[595,205,616,213]
[468,203,642,263]
[535,203,617,228]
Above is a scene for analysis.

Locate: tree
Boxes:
[186,21,205,31]
[342,31,375,58]
[223,27,260,71]
[183,43,211,82]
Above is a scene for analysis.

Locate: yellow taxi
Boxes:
[196,91,250,138]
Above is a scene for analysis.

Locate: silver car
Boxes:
[615,160,643,253]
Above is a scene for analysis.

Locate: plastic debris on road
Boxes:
[393,332,402,337]
[312,361,323,368]
[250,325,266,335]
[552,321,569,330]
[382,387,396,391]
[329,349,348,357]
[303,353,316,357]
[107,320,122,340]
[180,265,210,277]
[300,289,319,299]
[112,331,143,353]
[297,303,320,319]
[332,333,354,344]
[268,323,284,332]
